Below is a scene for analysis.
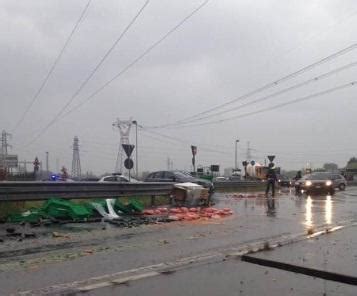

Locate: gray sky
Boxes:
[1,0,357,175]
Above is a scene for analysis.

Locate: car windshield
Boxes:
[174,171,193,177]
[173,171,195,180]
[305,173,331,180]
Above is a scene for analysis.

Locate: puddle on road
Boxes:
[216,189,355,233]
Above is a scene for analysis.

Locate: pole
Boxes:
[135,121,138,178]
[235,139,239,170]
[46,152,49,174]
[129,162,131,182]
[132,120,138,178]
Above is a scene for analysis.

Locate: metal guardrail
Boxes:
[0,182,175,202]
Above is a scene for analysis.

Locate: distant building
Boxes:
[345,158,357,180]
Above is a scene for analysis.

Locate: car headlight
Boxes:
[305,180,312,186]
[326,180,332,186]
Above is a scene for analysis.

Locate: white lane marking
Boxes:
[78,271,160,292]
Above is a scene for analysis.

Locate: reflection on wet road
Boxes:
[222,187,356,233]
[325,195,332,225]
[305,195,313,228]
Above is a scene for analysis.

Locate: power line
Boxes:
[58,0,210,119]
[150,61,357,127]
[254,6,357,78]
[22,0,150,148]
[153,42,357,128]
[165,81,356,128]
[12,0,92,132]
[139,127,231,155]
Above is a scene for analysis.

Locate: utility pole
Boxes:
[132,120,138,178]
[71,136,81,179]
[235,139,239,170]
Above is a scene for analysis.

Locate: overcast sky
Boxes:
[1,0,357,175]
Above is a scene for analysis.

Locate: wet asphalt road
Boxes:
[1,187,357,295]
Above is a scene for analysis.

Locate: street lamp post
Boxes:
[235,139,239,170]
[132,120,138,178]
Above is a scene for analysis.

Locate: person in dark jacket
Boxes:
[294,171,302,180]
[265,163,277,197]
[294,171,302,195]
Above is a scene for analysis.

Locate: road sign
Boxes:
[210,165,219,172]
[267,155,275,162]
[124,158,134,170]
[122,144,135,158]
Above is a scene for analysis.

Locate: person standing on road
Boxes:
[265,163,277,197]
[294,171,302,181]
[294,171,302,195]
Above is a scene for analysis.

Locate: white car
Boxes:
[98,174,140,183]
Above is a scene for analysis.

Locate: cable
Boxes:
[21,0,210,148]
[166,81,356,128]
[156,42,357,128]
[12,0,92,132]
[21,0,150,148]
[149,61,357,127]
[59,0,210,119]
[139,126,231,155]
[254,6,357,79]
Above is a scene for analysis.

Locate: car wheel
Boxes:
[338,183,346,191]
[329,189,335,195]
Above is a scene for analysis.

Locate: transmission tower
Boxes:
[1,130,12,174]
[71,136,81,179]
[112,118,133,173]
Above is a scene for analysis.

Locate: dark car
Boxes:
[145,170,214,193]
[329,173,347,191]
[295,172,336,195]
[277,174,291,187]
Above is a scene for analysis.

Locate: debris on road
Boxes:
[7,198,92,223]
[143,207,233,221]
[5,198,145,224]
[173,183,210,206]
[224,192,282,199]
[52,232,70,239]
[158,239,170,245]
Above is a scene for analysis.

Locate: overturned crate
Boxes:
[172,183,210,206]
